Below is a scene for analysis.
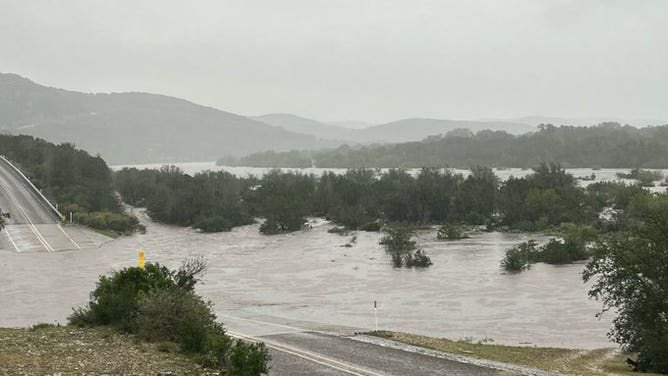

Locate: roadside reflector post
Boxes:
[373,300,378,331]
[139,250,145,269]
[69,212,73,224]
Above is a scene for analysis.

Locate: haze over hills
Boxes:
[0,73,336,164]
[252,114,536,143]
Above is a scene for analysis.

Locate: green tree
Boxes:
[583,206,668,373]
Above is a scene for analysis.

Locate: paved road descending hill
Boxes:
[0,157,98,252]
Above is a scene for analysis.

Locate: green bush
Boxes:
[70,258,270,374]
[133,287,218,345]
[69,263,175,330]
[500,240,538,271]
[226,341,271,376]
[436,223,468,240]
[360,221,382,232]
[536,239,588,264]
[379,224,416,252]
[405,250,433,268]
[74,211,140,235]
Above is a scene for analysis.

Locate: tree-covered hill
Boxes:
[223,123,668,168]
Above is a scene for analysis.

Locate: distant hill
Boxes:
[0,73,334,164]
[355,118,535,143]
[252,114,534,143]
[251,113,353,141]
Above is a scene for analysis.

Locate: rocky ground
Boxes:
[0,325,217,375]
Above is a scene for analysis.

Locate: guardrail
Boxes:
[0,155,64,221]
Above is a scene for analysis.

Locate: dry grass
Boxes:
[368,331,662,376]
[0,325,217,375]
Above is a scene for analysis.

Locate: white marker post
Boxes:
[374,300,378,331]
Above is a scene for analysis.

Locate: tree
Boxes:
[583,205,668,373]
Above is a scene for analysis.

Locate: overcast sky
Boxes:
[1,0,667,123]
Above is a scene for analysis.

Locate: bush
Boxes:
[360,221,382,232]
[194,216,237,232]
[436,223,468,240]
[405,249,433,268]
[70,258,270,374]
[74,211,140,235]
[69,263,175,330]
[380,224,432,268]
[226,341,271,376]
[133,287,219,347]
[536,238,588,264]
[500,240,538,271]
[379,224,416,252]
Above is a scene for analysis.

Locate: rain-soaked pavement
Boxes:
[0,207,612,349]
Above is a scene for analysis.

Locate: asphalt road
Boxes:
[220,313,543,376]
[0,157,93,252]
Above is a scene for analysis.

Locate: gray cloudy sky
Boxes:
[1,0,667,123]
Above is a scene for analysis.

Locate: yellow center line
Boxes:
[0,175,54,252]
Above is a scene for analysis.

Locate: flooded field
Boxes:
[1,209,613,349]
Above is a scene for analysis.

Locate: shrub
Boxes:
[70,258,270,374]
[226,341,271,376]
[133,287,219,346]
[500,240,538,271]
[74,211,140,235]
[379,224,416,252]
[537,238,588,264]
[69,263,175,330]
[360,221,382,232]
[436,223,468,240]
[405,250,433,268]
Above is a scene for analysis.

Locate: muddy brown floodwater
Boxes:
[1,207,613,349]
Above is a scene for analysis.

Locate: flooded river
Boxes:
[1,209,612,349]
[2,162,645,349]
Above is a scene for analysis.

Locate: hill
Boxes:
[252,113,353,141]
[224,123,668,168]
[252,114,534,144]
[354,118,534,143]
[0,73,333,164]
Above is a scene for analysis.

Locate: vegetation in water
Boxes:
[616,168,663,187]
[436,223,469,240]
[379,224,432,268]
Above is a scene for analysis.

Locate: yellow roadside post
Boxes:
[139,250,145,269]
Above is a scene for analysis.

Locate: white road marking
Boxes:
[3,226,21,252]
[57,224,81,249]
[0,175,54,252]
[228,330,386,376]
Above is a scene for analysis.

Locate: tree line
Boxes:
[114,163,651,235]
[220,123,668,168]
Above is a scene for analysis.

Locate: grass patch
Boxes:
[367,331,662,376]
